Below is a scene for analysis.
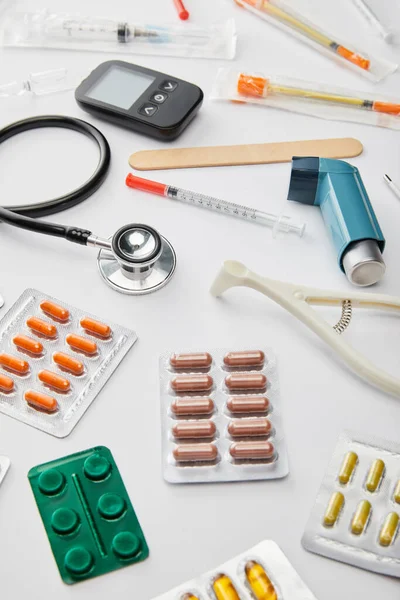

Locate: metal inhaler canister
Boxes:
[287,157,385,286]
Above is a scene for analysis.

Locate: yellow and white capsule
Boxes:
[351,500,371,535]
[379,512,399,547]
[365,459,385,492]
[245,561,277,600]
[393,480,400,505]
[323,492,345,527]
[338,451,358,485]
[212,575,240,600]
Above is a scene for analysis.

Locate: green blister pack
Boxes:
[28,446,149,584]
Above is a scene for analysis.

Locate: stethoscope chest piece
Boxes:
[97,224,176,295]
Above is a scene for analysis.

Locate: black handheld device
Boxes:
[75,60,203,141]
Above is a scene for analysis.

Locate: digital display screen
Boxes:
[86,66,155,110]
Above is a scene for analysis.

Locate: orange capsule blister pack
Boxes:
[160,348,289,483]
[0,289,137,437]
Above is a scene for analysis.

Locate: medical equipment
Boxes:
[125,174,305,237]
[75,60,203,140]
[128,138,363,170]
[0,68,78,98]
[1,11,236,59]
[233,0,396,81]
[288,158,385,286]
[0,115,176,295]
[384,174,400,202]
[210,260,400,397]
[173,0,189,20]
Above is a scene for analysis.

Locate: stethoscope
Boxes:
[0,115,176,295]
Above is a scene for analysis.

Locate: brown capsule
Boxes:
[170,352,212,370]
[172,420,216,440]
[171,374,213,392]
[26,317,57,339]
[173,443,218,463]
[40,301,70,322]
[13,334,44,356]
[0,373,14,393]
[38,370,70,392]
[66,334,98,356]
[25,390,58,413]
[228,418,272,438]
[0,353,30,375]
[223,350,265,368]
[225,373,267,391]
[80,317,111,339]
[171,397,214,416]
[227,396,270,415]
[230,441,275,461]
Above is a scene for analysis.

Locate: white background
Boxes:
[0,0,400,599]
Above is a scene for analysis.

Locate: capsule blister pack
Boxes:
[160,349,288,483]
[302,431,400,577]
[151,540,317,600]
[0,289,137,437]
[0,455,10,487]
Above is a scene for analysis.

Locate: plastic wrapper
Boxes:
[0,10,236,60]
[160,348,288,484]
[0,456,10,487]
[352,0,400,45]
[151,540,317,600]
[0,68,79,98]
[0,289,137,437]
[212,68,400,130]
[302,431,400,577]
[233,0,397,81]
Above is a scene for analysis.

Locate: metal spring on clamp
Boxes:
[333,300,353,334]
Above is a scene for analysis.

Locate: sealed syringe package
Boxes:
[159,348,289,483]
[0,289,137,437]
[151,540,317,600]
[212,68,400,130]
[302,431,400,577]
[352,0,400,45]
[0,9,236,59]
[232,0,396,81]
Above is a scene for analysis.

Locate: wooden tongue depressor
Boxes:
[129,137,363,171]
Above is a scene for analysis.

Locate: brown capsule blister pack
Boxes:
[160,348,289,483]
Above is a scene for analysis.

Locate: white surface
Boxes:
[0,1,400,599]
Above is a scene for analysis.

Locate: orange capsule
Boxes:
[13,334,44,356]
[0,373,14,393]
[227,396,270,415]
[80,317,111,339]
[170,353,212,370]
[26,317,57,339]
[66,334,98,356]
[39,370,70,392]
[53,352,84,376]
[171,374,213,392]
[171,397,215,416]
[173,443,218,462]
[230,441,275,461]
[225,373,267,391]
[40,301,70,322]
[25,390,58,413]
[223,350,265,368]
[0,353,29,375]
[228,418,272,438]
[172,420,216,440]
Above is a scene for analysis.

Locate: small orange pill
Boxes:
[171,374,213,392]
[26,317,57,339]
[170,353,212,370]
[39,370,70,392]
[0,353,29,375]
[0,374,14,393]
[53,352,84,376]
[224,350,265,368]
[13,334,44,356]
[40,301,70,322]
[25,390,58,413]
[225,373,267,391]
[230,441,275,461]
[80,317,111,339]
[66,334,97,356]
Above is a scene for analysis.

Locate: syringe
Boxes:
[126,174,306,237]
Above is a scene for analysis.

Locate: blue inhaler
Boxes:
[288,157,385,286]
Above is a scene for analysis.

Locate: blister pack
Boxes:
[151,540,317,600]
[0,455,10,486]
[160,349,288,483]
[0,289,137,437]
[302,431,400,577]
